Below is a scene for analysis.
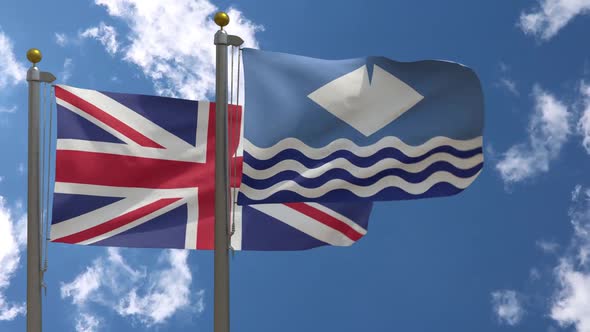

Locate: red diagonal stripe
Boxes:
[284,203,364,242]
[55,86,164,149]
[53,198,182,244]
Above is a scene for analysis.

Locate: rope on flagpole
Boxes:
[40,85,55,295]
[39,83,47,294]
[40,83,47,263]
[231,47,242,241]
[228,46,242,253]
[229,45,235,251]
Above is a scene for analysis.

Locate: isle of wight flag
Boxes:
[238,49,484,204]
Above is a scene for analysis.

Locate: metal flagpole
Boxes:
[213,12,243,332]
[25,49,55,332]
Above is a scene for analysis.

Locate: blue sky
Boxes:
[1,0,590,331]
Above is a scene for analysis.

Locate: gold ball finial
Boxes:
[214,11,230,28]
[27,48,42,64]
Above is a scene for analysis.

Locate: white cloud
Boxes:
[60,262,103,306]
[0,106,16,114]
[0,28,26,89]
[530,267,542,280]
[60,58,74,83]
[80,22,119,55]
[0,196,26,321]
[115,250,194,325]
[75,313,100,332]
[578,82,590,154]
[537,239,561,253]
[491,290,525,326]
[551,261,590,332]
[499,62,510,73]
[61,248,199,330]
[496,86,571,184]
[519,0,590,40]
[93,0,262,100]
[499,78,520,96]
[549,186,590,332]
[567,186,590,265]
[55,33,68,46]
[572,184,583,200]
[17,163,25,175]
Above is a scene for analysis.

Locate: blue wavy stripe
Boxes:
[237,182,465,205]
[244,145,483,170]
[242,162,483,190]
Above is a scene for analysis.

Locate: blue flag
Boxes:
[238,49,484,204]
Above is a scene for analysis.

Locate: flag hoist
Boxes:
[26,48,55,332]
[213,11,244,332]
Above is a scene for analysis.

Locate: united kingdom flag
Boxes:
[50,85,373,250]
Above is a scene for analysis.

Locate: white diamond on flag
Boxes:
[308,64,424,137]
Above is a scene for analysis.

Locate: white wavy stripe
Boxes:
[244,136,483,160]
[239,170,482,200]
[244,151,483,180]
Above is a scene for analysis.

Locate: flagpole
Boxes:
[25,49,55,332]
[213,12,243,332]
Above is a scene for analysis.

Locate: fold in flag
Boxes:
[50,85,373,250]
[238,49,484,204]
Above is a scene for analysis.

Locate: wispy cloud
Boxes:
[499,78,520,96]
[0,20,22,130]
[114,250,195,325]
[0,197,26,321]
[75,313,100,332]
[530,267,542,280]
[55,32,68,46]
[491,290,525,326]
[0,106,16,114]
[578,81,590,154]
[0,28,26,89]
[79,22,119,55]
[499,61,510,73]
[92,0,262,100]
[60,262,103,306]
[519,0,590,40]
[17,163,25,176]
[60,58,74,83]
[551,261,590,332]
[496,86,572,184]
[61,248,200,330]
[537,239,561,253]
[550,185,590,332]
[489,185,590,331]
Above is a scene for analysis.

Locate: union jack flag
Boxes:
[50,85,373,250]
